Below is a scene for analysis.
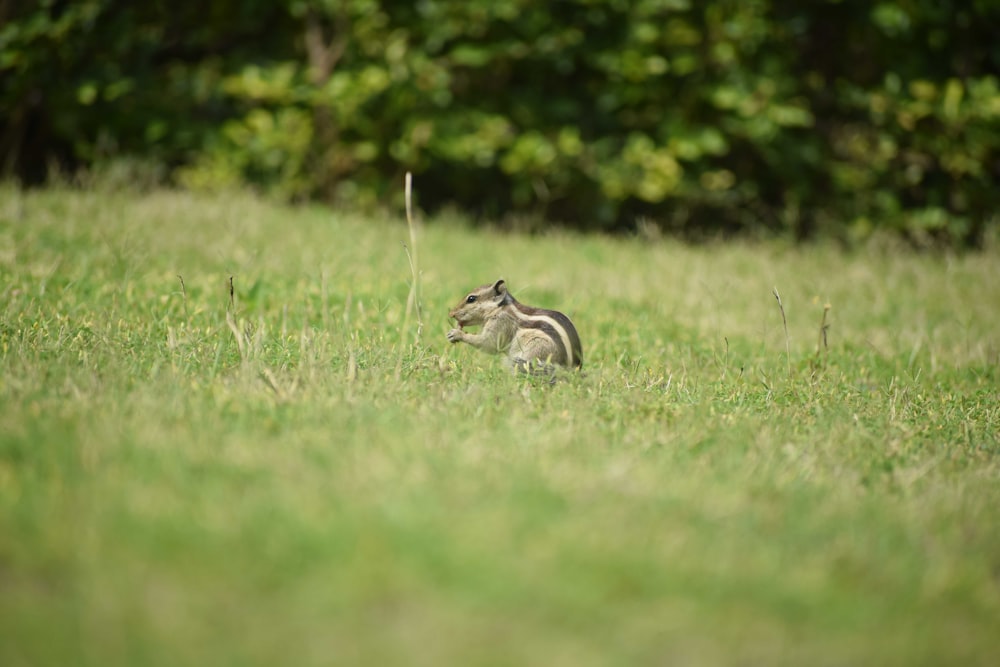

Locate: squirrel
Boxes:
[447,279,582,373]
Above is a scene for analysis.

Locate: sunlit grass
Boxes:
[1,184,998,666]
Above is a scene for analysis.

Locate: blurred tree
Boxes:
[1,0,997,246]
[0,0,293,182]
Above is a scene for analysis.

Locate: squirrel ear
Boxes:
[493,279,506,296]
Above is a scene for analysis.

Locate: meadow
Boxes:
[1,184,998,666]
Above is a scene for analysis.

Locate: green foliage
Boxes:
[1,1,998,244]
[2,186,1000,665]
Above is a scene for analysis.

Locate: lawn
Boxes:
[1,184,998,666]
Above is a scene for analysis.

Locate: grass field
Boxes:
[1,184,998,666]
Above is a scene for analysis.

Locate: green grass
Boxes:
[1,184,998,666]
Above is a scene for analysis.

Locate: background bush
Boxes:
[2,0,997,245]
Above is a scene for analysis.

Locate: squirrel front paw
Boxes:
[446,328,464,343]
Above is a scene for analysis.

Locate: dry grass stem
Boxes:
[177,274,188,319]
[397,171,422,379]
[772,286,791,377]
[817,302,831,362]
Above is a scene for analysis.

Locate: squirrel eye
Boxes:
[466,295,477,303]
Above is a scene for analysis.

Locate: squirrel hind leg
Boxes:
[511,356,558,382]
